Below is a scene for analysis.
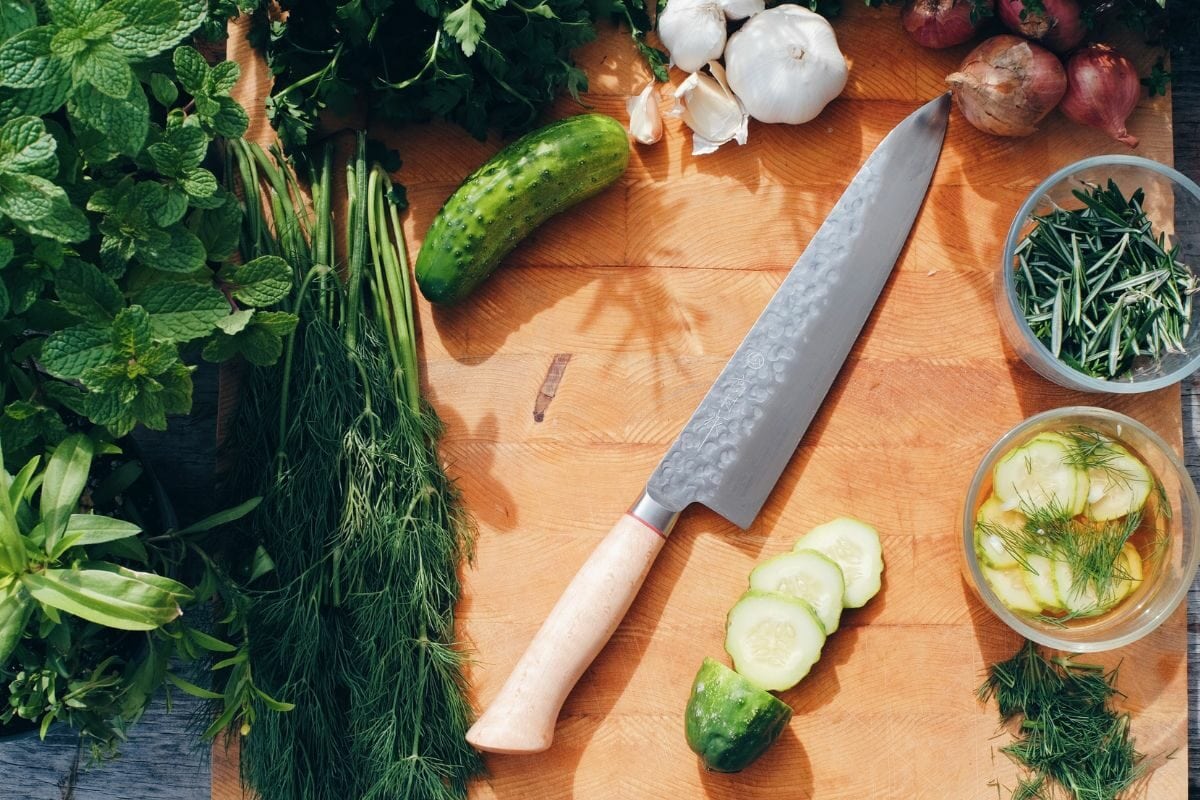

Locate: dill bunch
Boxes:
[221,136,482,799]
[979,641,1145,800]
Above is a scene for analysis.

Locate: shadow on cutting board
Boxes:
[697,727,812,800]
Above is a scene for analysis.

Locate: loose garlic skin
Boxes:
[724,5,849,125]
[669,61,749,155]
[657,0,727,73]
[627,81,664,145]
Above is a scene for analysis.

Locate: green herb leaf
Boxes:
[215,308,253,334]
[189,193,240,260]
[109,0,188,58]
[136,281,229,342]
[69,79,149,157]
[0,27,63,90]
[172,44,207,93]
[172,496,261,535]
[0,115,58,178]
[149,71,177,105]
[55,258,124,323]
[443,0,486,56]
[230,255,291,306]
[75,42,133,98]
[40,324,117,379]
[0,582,32,664]
[20,566,182,631]
[39,432,94,553]
[0,172,90,242]
[165,670,224,699]
[140,224,206,273]
[51,513,141,558]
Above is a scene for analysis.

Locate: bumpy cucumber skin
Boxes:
[685,657,793,773]
[415,114,631,304]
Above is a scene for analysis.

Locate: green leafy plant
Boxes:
[0,0,296,463]
[0,432,286,753]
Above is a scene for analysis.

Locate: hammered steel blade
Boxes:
[645,93,951,528]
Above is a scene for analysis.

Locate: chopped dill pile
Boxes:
[979,641,1145,800]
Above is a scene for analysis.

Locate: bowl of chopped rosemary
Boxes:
[999,155,1200,392]
[962,406,1200,652]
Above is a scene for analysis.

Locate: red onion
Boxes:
[946,35,1067,137]
[1060,43,1141,147]
[997,0,1086,53]
[901,0,992,49]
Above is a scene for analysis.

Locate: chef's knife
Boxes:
[466,93,952,754]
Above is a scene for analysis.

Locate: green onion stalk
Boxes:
[221,134,481,800]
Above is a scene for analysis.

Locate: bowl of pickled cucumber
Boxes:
[962,406,1200,651]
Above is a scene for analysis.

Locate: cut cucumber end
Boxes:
[793,518,883,608]
[685,657,793,773]
[725,590,826,692]
[749,549,845,635]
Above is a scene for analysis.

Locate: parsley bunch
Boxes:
[0,0,297,465]
[238,0,666,150]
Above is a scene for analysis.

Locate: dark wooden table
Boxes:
[2,44,1199,800]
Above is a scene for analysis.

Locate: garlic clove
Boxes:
[670,61,749,155]
[657,0,727,73]
[719,0,764,20]
[627,81,664,145]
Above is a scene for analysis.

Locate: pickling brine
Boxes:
[973,425,1169,622]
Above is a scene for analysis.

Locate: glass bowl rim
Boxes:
[962,405,1200,652]
[1001,155,1200,394]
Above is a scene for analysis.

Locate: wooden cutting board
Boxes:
[216,6,1187,798]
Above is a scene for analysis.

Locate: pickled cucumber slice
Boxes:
[1083,443,1153,522]
[725,590,826,692]
[1112,542,1144,604]
[793,518,883,608]
[981,565,1042,614]
[993,433,1088,517]
[975,495,1026,569]
[1021,553,1063,611]
[1051,559,1107,617]
[749,550,845,635]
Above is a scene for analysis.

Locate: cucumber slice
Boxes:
[749,550,845,635]
[1112,542,1144,604]
[981,564,1041,614]
[1051,559,1107,617]
[793,518,883,608]
[725,590,826,692]
[1083,443,1153,522]
[975,495,1026,569]
[993,433,1088,517]
[1021,553,1063,612]
[685,657,793,773]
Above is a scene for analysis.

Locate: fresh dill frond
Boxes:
[980,641,1147,800]
[1060,427,1136,489]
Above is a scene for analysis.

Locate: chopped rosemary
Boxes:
[979,641,1145,800]
[1015,179,1198,380]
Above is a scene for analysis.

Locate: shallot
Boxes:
[997,0,1086,53]
[1060,43,1141,148]
[946,35,1067,137]
[901,0,993,50]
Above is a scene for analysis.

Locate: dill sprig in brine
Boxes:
[979,641,1145,800]
[224,136,482,800]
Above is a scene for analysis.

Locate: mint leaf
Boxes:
[202,325,280,365]
[229,255,291,306]
[0,75,72,124]
[162,122,206,166]
[109,0,184,58]
[0,236,12,269]
[152,185,188,227]
[149,72,177,106]
[139,225,205,272]
[0,27,64,90]
[172,45,207,94]
[206,60,239,95]
[40,324,116,379]
[443,1,485,57]
[190,193,240,260]
[44,0,104,27]
[157,361,191,414]
[215,308,253,334]
[75,42,133,98]
[147,141,184,175]
[0,0,37,42]
[208,96,248,138]
[55,258,123,322]
[0,115,57,178]
[110,304,152,358]
[251,311,298,337]
[69,80,149,157]
[137,281,228,342]
[180,166,216,198]
[0,172,90,242]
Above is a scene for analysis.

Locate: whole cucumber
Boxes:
[415,113,630,304]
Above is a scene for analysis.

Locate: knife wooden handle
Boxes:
[466,508,673,754]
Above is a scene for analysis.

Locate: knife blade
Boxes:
[466,93,952,755]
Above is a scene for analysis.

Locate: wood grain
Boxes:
[213,4,1189,799]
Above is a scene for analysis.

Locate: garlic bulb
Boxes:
[657,0,727,73]
[719,0,764,20]
[724,5,849,125]
[669,61,749,156]
[627,81,663,145]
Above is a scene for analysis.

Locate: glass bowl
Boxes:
[961,406,1200,652]
[998,155,1200,393]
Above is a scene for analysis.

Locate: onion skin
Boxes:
[946,35,1067,137]
[1061,44,1141,148]
[997,0,1086,53]
[901,0,993,49]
